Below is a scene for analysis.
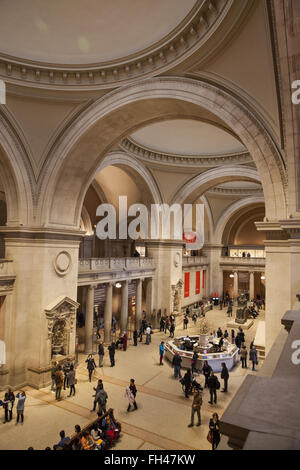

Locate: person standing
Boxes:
[202,360,212,389]
[221,363,229,393]
[192,313,197,326]
[108,342,116,367]
[164,317,170,334]
[96,384,108,415]
[3,388,15,423]
[145,325,151,345]
[54,365,64,400]
[188,390,202,427]
[159,341,166,365]
[231,329,235,344]
[160,316,165,332]
[67,364,76,397]
[122,332,128,351]
[169,320,175,338]
[15,391,26,424]
[86,354,97,382]
[172,352,182,379]
[207,371,219,405]
[138,325,143,343]
[98,342,104,368]
[209,413,221,450]
[250,345,258,371]
[133,329,138,347]
[183,315,189,330]
[51,361,58,393]
[63,360,71,390]
[91,379,103,412]
[240,346,248,369]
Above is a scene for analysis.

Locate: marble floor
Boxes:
[0,306,264,450]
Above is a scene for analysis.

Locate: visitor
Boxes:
[227,304,233,317]
[221,362,229,393]
[192,312,197,326]
[129,378,138,410]
[91,379,103,412]
[3,388,15,423]
[54,365,64,400]
[15,391,26,424]
[250,345,258,371]
[183,369,193,398]
[53,430,70,450]
[188,389,202,427]
[67,364,76,397]
[202,360,212,389]
[98,342,104,367]
[80,430,96,450]
[159,341,166,365]
[51,361,58,393]
[63,359,71,390]
[133,329,138,346]
[95,384,108,415]
[145,325,151,345]
[111,316,117,335]
[86,354,97,382]
[108,342,116,367]
[164,317,170,334]
[207,371,219,405]
[183,315,189,330]
[169,320,175,338]
[172,352,182,379]
[191,351,199,375]
[122,331,128,351]
[90,424,106,450]
[74,424,81,435]
[240,345,248,369]
[231,329,235,344]
[101,412,120,442]
[138,325,143,342]
[141,318,147,334]
[125,386,135,412]
[224,330,229,340]
[209,413,221,450]
[217,327,223,338]
[160,316,165,332]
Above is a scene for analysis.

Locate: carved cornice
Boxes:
[207,187,263,196]
[0,0,230,90]
[120,137,252,168]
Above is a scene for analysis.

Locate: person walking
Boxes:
[125,386,135,412]
[108,342,116,367]
[67,364,76,397]
[209,413,221,450]
[3,388,15,423]
[172,352,182,379]
[183,315,189,330]
[188,390,202,427]
[86,354,97,382]
[191,351,199,375]
[54,365,64,400]
[98,342,104,367]
[15,391,26,424]
[202,360,212,389]
[207,371,219,405]
[51,361,58,393]
[159,341,166,365]
[240,345,248,369]
[221,363,229,393]
[96,384,108,415]
[169,320,175,338]
[145,325,151,345]
[249,345,258,371]
[129,379,138,410]
[91,379,103,412]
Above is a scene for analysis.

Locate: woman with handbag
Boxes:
[208,413,221,450]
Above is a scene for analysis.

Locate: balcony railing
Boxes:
[0,259,15,295]
[0,259,14,276]
[78,257,155,273]
[182,256,208,268]
[220,256,266,267]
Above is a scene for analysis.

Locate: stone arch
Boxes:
[38,77,286,229]
[80,205,93,235]
[213,196,265,245]
[0,112,34,225]
[171,166,261,205]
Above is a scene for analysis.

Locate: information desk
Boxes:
[165,335,239,373]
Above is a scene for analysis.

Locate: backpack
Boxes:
[216,378,221,390]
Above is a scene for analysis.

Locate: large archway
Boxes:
[38,77,287,229]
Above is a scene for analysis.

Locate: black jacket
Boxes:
[98,344,104,355]
[172,354,182,367]
[207,375,218,390]
[221,367,229,380]
[202,364,212,376]
[108,344,115,357]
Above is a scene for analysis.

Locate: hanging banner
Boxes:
[196,271,200,294]
[202,271,206,290]
[184,272,190,298]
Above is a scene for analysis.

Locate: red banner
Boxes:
[196,271,200,294]
[202,271,206,290]
[184,272,190,298]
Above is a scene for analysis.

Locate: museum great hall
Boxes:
[0,0,299,451]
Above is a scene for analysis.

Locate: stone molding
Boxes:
[0,0,230,90]
[120,137,252,168]
[45,296,79,341]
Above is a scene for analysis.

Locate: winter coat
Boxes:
[67,369,76,386]
[16,394,26,411]
[125,387,135,405]
[249,348,258,363]
[54,370,64,387]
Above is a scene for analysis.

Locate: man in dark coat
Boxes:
[108,343,116,367]
[207,371,219,404]
[85,355,97,382]
[220,363,229,392]
[98,342,104,367]
[172,352,182,379]
[133,330,138,346]
[202,361,212,388]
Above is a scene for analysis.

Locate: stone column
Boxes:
[120,280,128,333]
[146,277,154,324]
[249,271,255,300]
[233,271,238,305]
[219,270,224,299]
[104,282,113,344]
[85,285,94,354]
[135,278,142,330]
[202,244,223,297]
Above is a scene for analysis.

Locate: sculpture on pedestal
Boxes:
[235,294,249,325]
[171,279,183,314]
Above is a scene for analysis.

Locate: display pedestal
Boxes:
[227,319,254,330]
